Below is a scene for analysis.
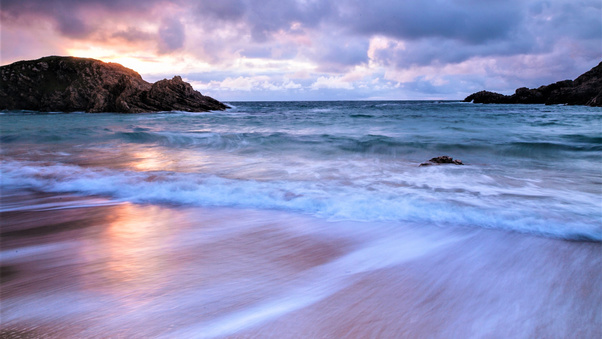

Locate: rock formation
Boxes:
[464,61,602,107]
[420,156,464,167]
[0,56,229,113]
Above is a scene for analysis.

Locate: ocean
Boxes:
[1,101,601,337]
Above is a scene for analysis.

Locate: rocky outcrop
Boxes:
[419,156,464,167]
[464,61,602,107]
[0,56,229,113]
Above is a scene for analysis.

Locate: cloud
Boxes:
[220,76,257,91]
[196,0,246,21]
[194,0,335,42]
[191,76,303,92]
[112,27,155,42]
[158,17,186,53]
[1,0,92,38]
[311,76,354,90]
[363,1,601,69]
[0,0,162,38]
[307,33,370,72]
[1,0,600,100]
[339,0,524,44]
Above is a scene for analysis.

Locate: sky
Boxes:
[1,0,601,101]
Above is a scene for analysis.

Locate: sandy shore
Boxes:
[1,192,600,338]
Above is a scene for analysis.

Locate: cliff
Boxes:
[464,61,602,107]
[0,56,229,113]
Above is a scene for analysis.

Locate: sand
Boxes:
[1,192,600,338]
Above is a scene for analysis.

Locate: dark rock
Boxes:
[464,61,602,107]
[420,156,464,167]
[463,90,510,104]
[0,56,229,113]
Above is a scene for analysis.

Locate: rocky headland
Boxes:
[0,56,228,113]
[464,61,602,107]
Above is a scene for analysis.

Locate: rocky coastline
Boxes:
[0,56,228,113]
[464,61,602,107]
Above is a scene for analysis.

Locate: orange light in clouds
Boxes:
[65,46,154,72]
[64,45,212,78]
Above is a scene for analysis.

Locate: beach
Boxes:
[1,191,600,338]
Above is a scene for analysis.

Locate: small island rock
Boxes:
[420,156,464,167]
[0,56,229,113]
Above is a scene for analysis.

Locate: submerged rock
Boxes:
[420,156,464,167]
[0,56,229,113]
[464,61,602,107]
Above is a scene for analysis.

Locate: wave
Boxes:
[49,129,602,160]
[2,159,600,241]
[105,131,430,155]
[503,142,602,157]
[560,134,602,144]
[3,124,599,163]
[0,134,20,143]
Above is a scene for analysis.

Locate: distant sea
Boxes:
[1,101,601,337]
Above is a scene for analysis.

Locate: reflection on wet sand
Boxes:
[1,193,601,338]
[82,204,177,302]
[127,147,215,173]
[129,148,178,172]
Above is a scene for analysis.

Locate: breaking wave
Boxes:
[2,158,600,241]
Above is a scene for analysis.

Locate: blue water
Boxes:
[1,101,601,240]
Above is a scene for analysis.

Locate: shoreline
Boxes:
[1,191,600,338]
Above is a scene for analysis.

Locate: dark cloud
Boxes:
[240,44,299,60]
[339,0,524,44]
[1,0,163,38]
[54,13,94,38]
[365,0,600,70]
[188,0,600,71]
[158,18,186,53]
[195,0,335,41]
[3,0,598,58]
[539,1,602,40]
[196,0,246,21]
[245,0,335,41]
[372,36,536,69]
[1,0,94,38]
[310,36,370,72]
[1,0,160,14]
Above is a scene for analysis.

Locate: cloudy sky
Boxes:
[1,0,600,101]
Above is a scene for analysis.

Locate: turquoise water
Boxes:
[1,101,601,240]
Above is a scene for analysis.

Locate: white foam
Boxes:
[1,158,600,240]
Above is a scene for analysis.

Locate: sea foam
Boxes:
[2,158,600,241]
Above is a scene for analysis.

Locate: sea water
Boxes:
[1,101,601,337]
[1,101,601,240]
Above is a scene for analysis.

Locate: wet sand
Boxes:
[1,192,601,338]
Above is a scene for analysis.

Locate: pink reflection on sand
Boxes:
[78,203,181,307]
